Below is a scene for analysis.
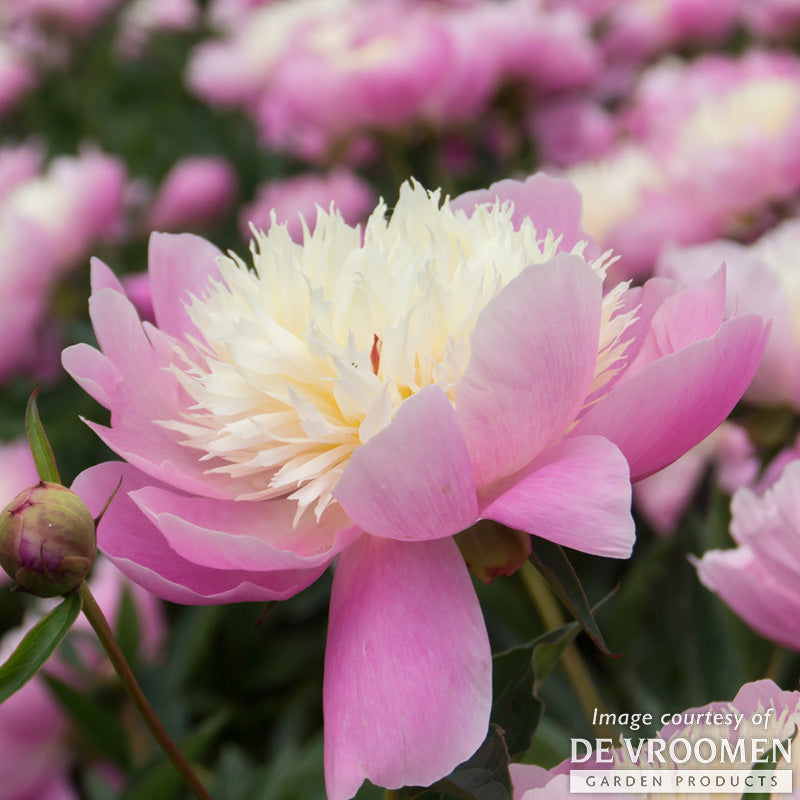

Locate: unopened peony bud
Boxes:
[455,520,531,584]
[0,482,96,596]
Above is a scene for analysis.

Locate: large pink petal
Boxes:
[130,484,358,570]
[451,172,601,258]
[333,385,478,541]
[572,314,767,481]
[456,254,602,488]
[323,535,491,800]
[63,283,251,499]
[148,232,223,342]
[481,435,634,558]
[72,463,327,604]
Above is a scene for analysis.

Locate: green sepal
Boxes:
[25,389,61,484]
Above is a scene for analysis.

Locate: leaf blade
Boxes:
[0,592,81,704]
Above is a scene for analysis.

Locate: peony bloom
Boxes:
[239,169,375,243]
[511,679,800,800]
[0,149,128,382]
[657,218,800,410]
[695,458,800,651]
[63,175,765,799]
[146,155,237,233]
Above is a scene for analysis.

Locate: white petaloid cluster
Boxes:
[165,181,632,521]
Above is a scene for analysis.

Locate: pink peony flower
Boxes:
[3,148,128,271]
[63,174,766,799]
[146,155,237,233]
[695,458,800,651]
[567,50,800,280]
[511,679,800,800]
[626,50,800,222]
[657,218,800,409]
[0,149,128,381]
[239,169,375,242]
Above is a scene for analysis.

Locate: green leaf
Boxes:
[43,673,131,768]
[0,592,81,704]
[431,724,513,800]
[528,538,615,656]
[25,389,60,484]
[492,620,581,757]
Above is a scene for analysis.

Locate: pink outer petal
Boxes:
[572,314,768,481]
[72,463,331,604]
[456,254,602,489]
[625,268,727,378]
[89,255,126,294]
[130,484,358,570]
[148,232,224,342]
[481,435,635,558]
[333,385,478,541]
[62,276,250,499]
[323,535,491,800]
[695,548,800,650]
[451,172,601,258]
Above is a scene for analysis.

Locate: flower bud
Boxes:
[0,482,96,596]
[455,519,531,584]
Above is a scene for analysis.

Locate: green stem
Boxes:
[520,562,611,737]
[77,582,212,800]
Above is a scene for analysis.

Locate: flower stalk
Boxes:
[77,581,212,800]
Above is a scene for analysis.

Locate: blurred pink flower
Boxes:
[567,50,800,280]
[190,0,599,160]
[626,50,800,220]
[146,155,237,233]
[742,0,800,41]
[0,0,122,33]
[0,142,42,202]
[0,438,40,510]
[0,41,37,117]
[657,218,800,409]
[115,0,199,58]
[239,169,375,242]
[511,679,800,799]
[0,149,128,382]
[634,423,758,535]
[599,0,740,66]
[565,144,721,281]
[695,458,800,651]
[63,174,765,799]
[527,98,616,168]
[4,149,128,271]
